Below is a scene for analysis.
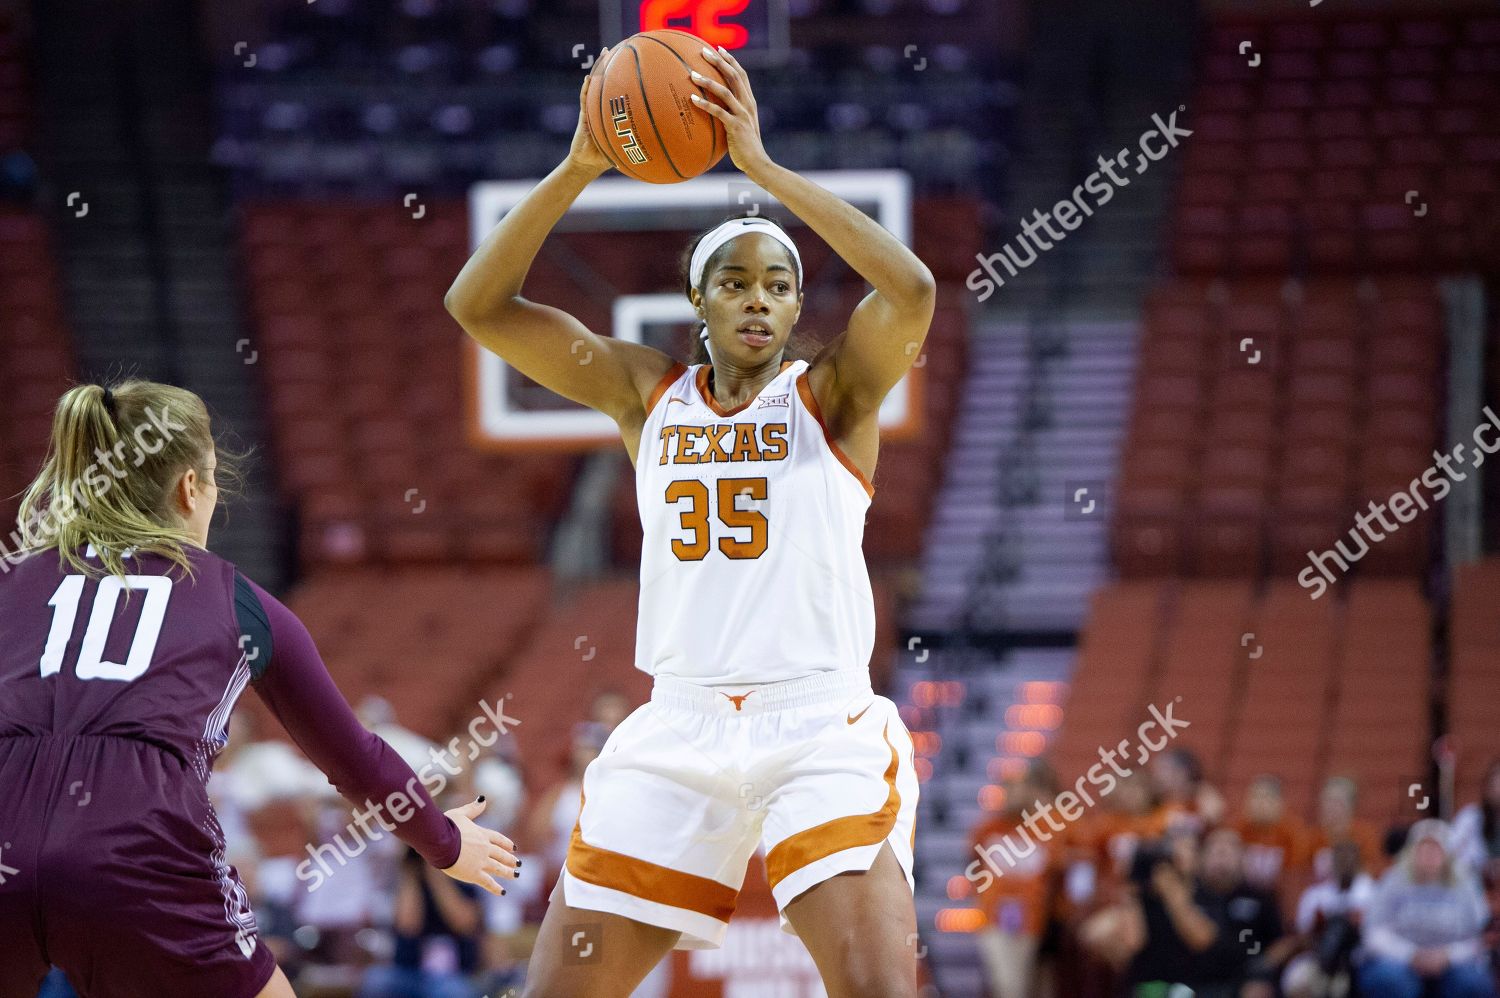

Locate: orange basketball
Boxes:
[584,30,729,184]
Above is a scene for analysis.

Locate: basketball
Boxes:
[584,29,728,184]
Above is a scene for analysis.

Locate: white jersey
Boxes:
[634,358,876,686]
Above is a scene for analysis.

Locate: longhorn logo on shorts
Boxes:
[609,96,648,165]
[721,691,753,711]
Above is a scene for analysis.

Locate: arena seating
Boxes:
[1051,578,1432,824]
[1178,12,1500,273]
[210,2,1001,192]
[240,200,584,567]
[1060,9,1480,839]
[0,211,76,530]
[1114,276,1441,578]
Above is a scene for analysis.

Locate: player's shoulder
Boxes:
[229,568,301,681]
[636,349,693,417]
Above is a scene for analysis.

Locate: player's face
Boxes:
[697,234,802,363]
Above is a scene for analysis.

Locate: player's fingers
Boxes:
[689,71,729,98]
[701,45,736,78]
[705,45,750,98]
[689,94,729,122]
[690,72,746,116]
[471,871,505,897]
[488,846,518,871]
[454,795,487,819]
[716,46,752,98]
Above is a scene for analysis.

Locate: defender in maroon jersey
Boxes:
[0,381,517,998]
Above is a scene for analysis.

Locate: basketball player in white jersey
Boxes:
[445,45,935,998]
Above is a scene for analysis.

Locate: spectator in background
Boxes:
[1052,772,1160,998]
[1150,747,1226,838]
[358,695,435,773]
[1452,759,1500,884]
[473,746,531,996]
[1113,824,1208,991]
[969,761,1059,998]
[356,846,485,998]
[1118,827,1291,998]
[1357,819,1495,998]
[1282,840,1376,998]
[1094,772,1162,887]
[1075,775,1169,975]
[1236,775,1306,893]
[1306,777,1386,882]
[524,720,609,875]
[1189,828,1293,997]
[589,688,632,733]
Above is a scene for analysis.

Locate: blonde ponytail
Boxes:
[10,380,240,579]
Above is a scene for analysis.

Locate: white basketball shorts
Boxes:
[559,669,919,949]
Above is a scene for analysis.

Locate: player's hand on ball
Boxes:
[441,796,520,896]
[568,51,614,178]
[691,46,772,180]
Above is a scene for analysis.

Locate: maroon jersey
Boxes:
[0,545,462,998]
[0,544,460,866]
[1,545,257,761]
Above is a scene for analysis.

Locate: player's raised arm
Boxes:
[444,50,677,424]
[237,573,519,895]
[693,46,936,412]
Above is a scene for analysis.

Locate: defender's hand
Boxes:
[441,797,520,896]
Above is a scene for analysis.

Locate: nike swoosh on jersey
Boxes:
[846,702,872,725]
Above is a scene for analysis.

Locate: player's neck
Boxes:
[707,357,785,409]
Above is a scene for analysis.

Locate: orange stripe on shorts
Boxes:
[764,721,901,890]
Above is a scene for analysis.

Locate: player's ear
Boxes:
[174,467,198,519]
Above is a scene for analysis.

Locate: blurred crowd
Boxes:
[32,702,1500,998]
[966,750,1500,998]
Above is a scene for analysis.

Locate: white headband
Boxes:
[690,217,802,292]
[690,218,802,361]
